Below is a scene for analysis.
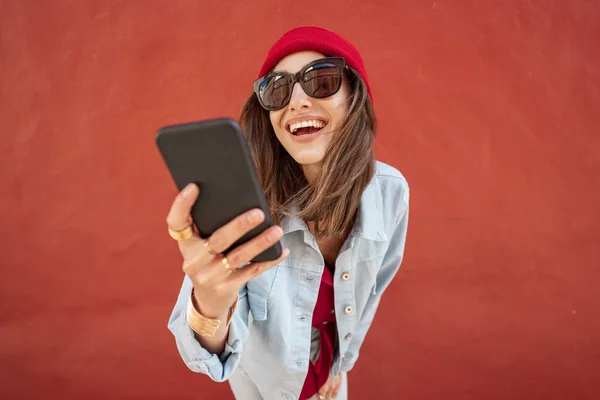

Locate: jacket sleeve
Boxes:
[340,185,410,373]
[167,275,250,382]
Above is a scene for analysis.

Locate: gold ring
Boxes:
[203,240,218,256]
[168,225,193,241]
[222,257,233,274]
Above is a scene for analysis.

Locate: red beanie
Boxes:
[258,26,373,101]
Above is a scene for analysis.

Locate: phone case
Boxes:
[155,118,282,263]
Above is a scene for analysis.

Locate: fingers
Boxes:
[229,247,290,287]
[166,183,199,231]
[330,374,342,398]
[317,389,327,400]
[205,208,266,253]
[184,222,286,281]
[325,386,339,399]
[166,184,204,259]
[324,385,335,399]
[225,225,283,269]
[320,374,341,399]
[184,252,229,284]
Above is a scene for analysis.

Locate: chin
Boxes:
[290,152,326,166]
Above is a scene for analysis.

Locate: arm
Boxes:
[167,275,250,382]
[340,186,410,372]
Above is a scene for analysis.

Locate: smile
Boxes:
[286,119,328,136]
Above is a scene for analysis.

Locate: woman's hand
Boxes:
[166,183,289,319]
[317,371,342,399]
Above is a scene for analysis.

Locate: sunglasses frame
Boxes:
[253,57,347,111]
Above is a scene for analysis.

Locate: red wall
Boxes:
[1,1,599,399]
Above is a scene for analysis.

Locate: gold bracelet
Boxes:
[186,289,239,337]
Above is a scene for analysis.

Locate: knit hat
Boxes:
[258,26,373,101]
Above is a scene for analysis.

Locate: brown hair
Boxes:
[240,69,376,238]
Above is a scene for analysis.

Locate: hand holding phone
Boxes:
[165,183,289,320]
[157,118,290,320]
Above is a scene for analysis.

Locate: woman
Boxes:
[167,26,409,400]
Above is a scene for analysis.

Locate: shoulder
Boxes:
[374,160,409,216]
[374,161,408,185]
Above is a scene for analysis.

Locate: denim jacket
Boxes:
[168,161,409,399]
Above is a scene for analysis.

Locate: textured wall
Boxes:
[1,0,599,399]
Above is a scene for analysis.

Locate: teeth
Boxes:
[289,120,325,133]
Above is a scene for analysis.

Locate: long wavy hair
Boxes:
[240,68,376,238]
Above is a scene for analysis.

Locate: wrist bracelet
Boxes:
[186,289,239,337]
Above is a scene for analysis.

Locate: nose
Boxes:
[287,82,312,111]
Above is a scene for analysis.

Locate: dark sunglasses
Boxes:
[253,57,347,111]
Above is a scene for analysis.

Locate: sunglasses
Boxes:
[253,57,347,111]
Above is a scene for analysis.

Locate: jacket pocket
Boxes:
[247,292,268,321]
[246,265,280,321]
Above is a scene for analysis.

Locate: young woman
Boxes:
[167,27,409,400]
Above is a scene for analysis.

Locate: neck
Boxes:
[301,163,321,184]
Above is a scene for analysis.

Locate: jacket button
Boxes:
[344,305,353,314]
[341,272,350,281]
[345,333,352,340]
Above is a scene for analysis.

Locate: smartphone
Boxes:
[155,118,282,263]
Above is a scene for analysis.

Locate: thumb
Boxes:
[317,384,328,400]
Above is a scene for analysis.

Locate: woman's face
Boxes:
[269,51,351,172]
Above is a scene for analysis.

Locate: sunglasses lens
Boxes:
[258,75,290,110]
[256,59,344,110]
[303,64,342,98]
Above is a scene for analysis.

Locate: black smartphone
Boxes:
[155,118,282,263]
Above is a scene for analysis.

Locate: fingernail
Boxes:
[268,226,282,240]
[182,184,195,197]
[248,209,264,223]
[282,248,290,257]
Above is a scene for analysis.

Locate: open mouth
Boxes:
[286,119,327,136]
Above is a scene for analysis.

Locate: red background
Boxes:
[1,1,599,399]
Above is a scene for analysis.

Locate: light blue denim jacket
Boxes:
[168,161,409,399]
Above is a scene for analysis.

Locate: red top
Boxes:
[299,266,337,400]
